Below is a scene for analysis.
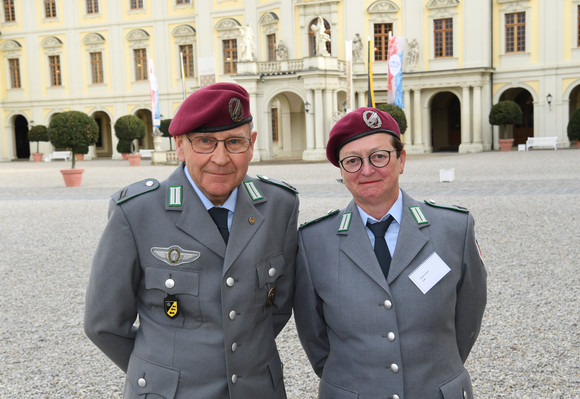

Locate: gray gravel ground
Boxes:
[0,149,578,398]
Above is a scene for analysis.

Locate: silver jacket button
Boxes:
[137,377,147,388]
[387,332,395,341]
[384,299,392,309]
[268,267,276,277]
[390,363,399,373]
[229,310,237,320]
[392,395,400,399]
[165,278,175,289]
[226,277,235,287]
[231,374,238,384]
[231,342,238,352]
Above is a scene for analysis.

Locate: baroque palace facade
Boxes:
[1,0,579,162]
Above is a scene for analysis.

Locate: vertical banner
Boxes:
[198,56,216,88]
[345,39,353,112]
[387,35,405,109]
[367,37,375,108]
[179,52,187,100]
[148,58,161,128]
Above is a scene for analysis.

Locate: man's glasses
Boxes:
[185,135,252,154]
[339,149,396,173]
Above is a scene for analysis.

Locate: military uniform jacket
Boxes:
[294,191,486,399]
[85,165,299,399]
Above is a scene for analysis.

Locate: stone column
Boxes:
[460,86,471,145]
[404,89,412,144]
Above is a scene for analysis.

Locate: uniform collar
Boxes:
[183,165,237,213]
[356,189,403,225]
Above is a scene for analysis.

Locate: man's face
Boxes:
[175,124,257,206]
[338,133,406,212]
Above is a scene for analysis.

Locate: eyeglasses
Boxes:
[339,149,396,173]
[185,135,252,154]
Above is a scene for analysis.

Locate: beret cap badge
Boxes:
[229,98,244,123]
[363,110,382,129]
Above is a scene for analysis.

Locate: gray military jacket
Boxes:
[85,165,299,398]
[294,191,487,399]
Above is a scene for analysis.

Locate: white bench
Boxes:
[139,149,154,158]
[44,151,72,162]
[525,137,558,151]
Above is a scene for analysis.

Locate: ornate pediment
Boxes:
[0,39,22,51]
[126,29,150,41]
[426,0,459,9]
[216,18,241,31]
[368,0,399,13]
[172,25,196,37]
[40,36,63,49]
[260,12,278,25]
[82,33,105,45]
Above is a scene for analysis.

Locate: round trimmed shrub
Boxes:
[376,103,407,135]
[48,111,100,168]
[114,115,146,153]
[28,124,49,153]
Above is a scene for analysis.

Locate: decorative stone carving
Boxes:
[311,16,330,56]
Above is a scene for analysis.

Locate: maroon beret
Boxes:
[169,82,253,136]
[326,107,400,167]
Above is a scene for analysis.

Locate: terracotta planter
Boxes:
[75,153,84,161]
[32,152,43,162]
[60,168,84,187]
[127,153,142,166]
[499,139,514,152]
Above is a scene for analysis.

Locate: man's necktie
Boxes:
[366,216,394,281]
[209,207,229,244]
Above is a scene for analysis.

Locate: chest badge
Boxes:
[164,294,179,319]
[266,287,276,308]
[151,245,200,266]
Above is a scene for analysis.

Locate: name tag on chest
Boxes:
[409,252,451,294]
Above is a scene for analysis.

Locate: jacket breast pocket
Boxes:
[144,266,203,329]
[255,253,285,310]
[439,368,473,399]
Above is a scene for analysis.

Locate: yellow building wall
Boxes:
[456,0,464,67]
[166,1,195,17]
[563,77,579,93]
[76,1,108,26]
[529,0,539,64]
[38,34,69,97]
[122,27,154,92]
[523,80,539,95]
[0,2,24,32]
[121,1,153,20]
[80,31,112,94]
[36,0,66,29]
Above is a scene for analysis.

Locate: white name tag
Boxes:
[409,252,451,294]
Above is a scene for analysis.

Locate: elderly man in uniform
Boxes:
[85,82,299,398]
[294,107,487,399]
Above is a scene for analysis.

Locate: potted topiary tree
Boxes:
[567,108,580,149]
[489,100,523,151]
[114,115,146,166]
[376,103,408,135]
[28,124,49,162]
[74,143,89,161]
[116,139,132,160]
[159,118,173,151]
[47,111,100,187]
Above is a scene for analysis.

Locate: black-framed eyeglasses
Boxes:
[185,135,252,154]
[339,149,396,173]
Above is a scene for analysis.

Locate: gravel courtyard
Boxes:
[0,149,578,398]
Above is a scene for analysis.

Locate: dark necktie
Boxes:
[209,207,229,244]
[366,216,394,280]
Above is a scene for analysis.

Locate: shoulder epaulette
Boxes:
[257,174,298,194]
[424,199,469,213]
[299,209,339,230]
[114,178,160,204]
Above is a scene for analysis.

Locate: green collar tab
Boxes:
[338,212,353,232]
[409,206,428,225]
[244,180,264,201]
[299,209,339,230]
[168,185,183,207]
